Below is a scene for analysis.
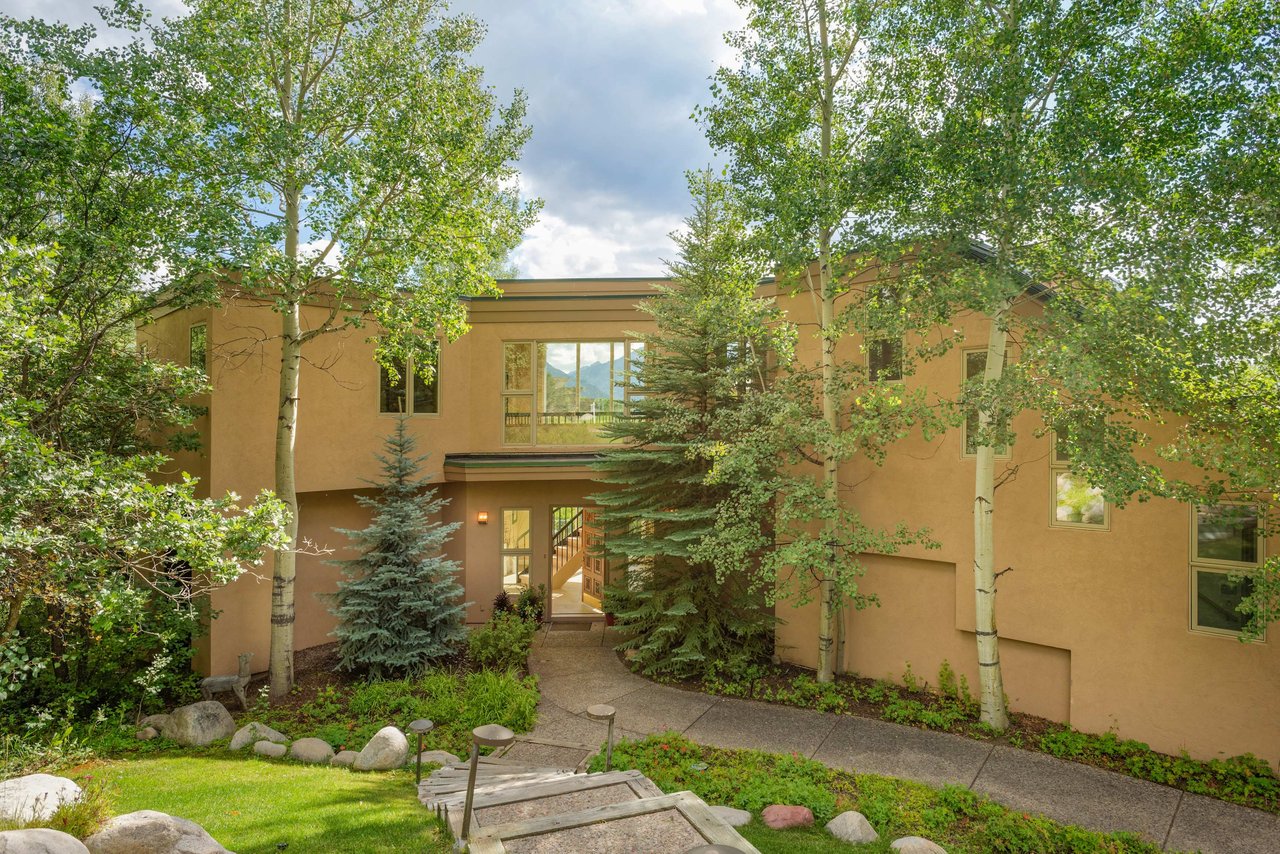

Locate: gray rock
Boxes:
[827,811,879,844]
[228,722,287,751]
[330,751,359,768]
[0,829,90,854]
[135,728,158,741]
[252,740,287,758]
[138,714,171,732]
[708,805,751,828]
[352,726,408,771]
[83,810,229,854]
[409,750,460,767]
[162,701,235,747]
[0,775,82,824]
[288,738,334,764]
[890,837,946,854]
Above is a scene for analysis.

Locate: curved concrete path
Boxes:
[529,623,1279,854]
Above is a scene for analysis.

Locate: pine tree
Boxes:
[592,170,787,680]
[328,418,467,678]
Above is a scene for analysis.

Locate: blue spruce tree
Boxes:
[328,417,468,677]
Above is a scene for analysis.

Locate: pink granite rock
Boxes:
[762,805,814,829]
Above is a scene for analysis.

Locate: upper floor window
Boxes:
[379,350,439,415]
[502,340,642,445]
[962,349,1008,457]
[1049,432,1107,529]
[1190,503,1262,637]
[189,324,208,374]
[867,338,903,382]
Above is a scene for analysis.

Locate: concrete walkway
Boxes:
[528,624,1280,854]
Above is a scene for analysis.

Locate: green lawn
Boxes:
[81,752,451,854]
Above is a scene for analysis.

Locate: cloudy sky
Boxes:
[5,0,747,277]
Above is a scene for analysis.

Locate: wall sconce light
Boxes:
[476,511,489,525]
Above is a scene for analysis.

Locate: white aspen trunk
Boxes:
[814,0,840,684]
[269,170,302,700]
[268,302,301,700]
[973,313,1011,731]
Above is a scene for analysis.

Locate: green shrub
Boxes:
[256,669,540,758]
[467,613,537,672]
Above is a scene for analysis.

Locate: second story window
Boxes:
[503,340,642,445]
[962,349,1009,457]
[867,338,903,382]
[379,350,439,415]
[189,324,208,374]
[1190,503,1262,637]
[1050,432,1107,529]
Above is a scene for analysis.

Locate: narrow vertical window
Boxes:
[380,360,409,414]
[501,508,532,593]
[962,349,1008,457]
[189,324,208,374]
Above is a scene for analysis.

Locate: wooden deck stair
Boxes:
[420,755,761,853]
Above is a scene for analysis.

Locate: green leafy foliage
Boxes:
[0,31,287,719]
[593,170,783,680]
[327,419,468,679]
[467,613,538,674]
[257,670,538,758]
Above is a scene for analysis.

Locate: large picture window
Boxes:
[1190,503,1262,637]
[502,340,643,445]
[1050,433,1107,529]
[379,351,439,415]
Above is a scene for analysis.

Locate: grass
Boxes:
[76,751,451,854]
[591,734,1164,854]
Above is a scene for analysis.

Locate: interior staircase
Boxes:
[420,752,761,853]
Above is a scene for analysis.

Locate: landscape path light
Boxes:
[408,718,434,786]
[459,723,515,844]
[585,703,617,771]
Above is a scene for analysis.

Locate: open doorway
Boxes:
[549,505,604,617]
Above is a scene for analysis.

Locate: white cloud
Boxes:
[512,210,680,278]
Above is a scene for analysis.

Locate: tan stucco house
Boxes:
[141,275,1279,767]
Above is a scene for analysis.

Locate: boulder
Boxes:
[352,726,408,771]
[83,811,229,854]
[228,722,287,751]
[409,750,459,767]
[0,829,90,854]
[762,805,814,830]
[708,805,751,828]
[253,740,287,758]
[135,728,158,741]
[330,751,359,768]
[288,738,334,764]
[0,775,82,824]
[162,701,235,747]
[890,837,946,854]
[826,811,879,844]
[138,714,170,732]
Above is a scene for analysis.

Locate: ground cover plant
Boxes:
[592,733,1165,854]
[73,753,451,853]
[244,668,538,759]
[678,660,1280,814]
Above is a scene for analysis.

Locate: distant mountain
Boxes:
[542,356,624,403]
